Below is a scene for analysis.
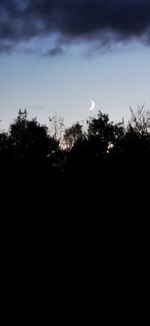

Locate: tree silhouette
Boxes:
[0,132,12,161]
[64,122,85,149]
[1,106,150,324]
[87,110,124,158]
[129,105,150,134]
[9,110,59,161]
[49,115,64,142]
[110,107,150,168]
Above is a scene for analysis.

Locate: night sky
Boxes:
[1,0,150,130]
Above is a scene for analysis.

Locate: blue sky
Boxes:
[1,43,150,131]
[1,1,150,130]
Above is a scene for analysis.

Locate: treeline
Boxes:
[1,106,150,170]
[0,106,150,324]
[1,106,150,203]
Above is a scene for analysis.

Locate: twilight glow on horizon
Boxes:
[1,0,150,131]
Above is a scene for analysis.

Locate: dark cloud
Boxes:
[0,0,150,54]
[44,46,64,56]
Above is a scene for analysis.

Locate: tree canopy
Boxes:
[1,110,59,162]
[0,106,150,324]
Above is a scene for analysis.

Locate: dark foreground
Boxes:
[0,162,149,326]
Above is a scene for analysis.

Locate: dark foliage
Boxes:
[9,110,59,162]
[0,108,150,324]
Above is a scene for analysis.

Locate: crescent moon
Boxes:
[88,100,95,111]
